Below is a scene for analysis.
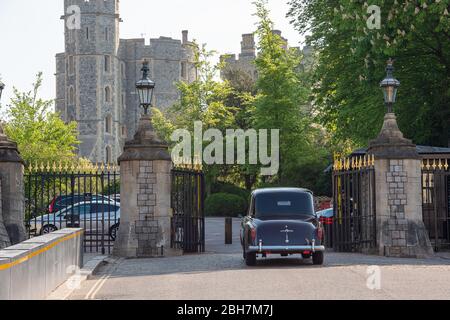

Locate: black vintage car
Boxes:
[241,188,325,266]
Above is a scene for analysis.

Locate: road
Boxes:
[66,218,450,300]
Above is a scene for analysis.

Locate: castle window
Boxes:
[105,87,111,103]
[105,27,109,41]
[121,63,125,78]
[121,126,127,138]
[86,27,89,40]
[181,62,187,79]
[68,30,74,43]
[105,115,113,134]
[104,55,111,72]
[68,86,75,105]
[105,146,112,164]
[68,56,75,75]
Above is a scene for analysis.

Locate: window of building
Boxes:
[68,86,75,105]
[121,126,127,138]
[181,62,187,79]
[86,27,89,40]
[121,63,125,78]
[105,87,111,103]
[105,115,113,134]
[68,56,75,75]
[105,146,112,164]
[104,55,111,73]
[105,27,109,41]
[68,30,74,43]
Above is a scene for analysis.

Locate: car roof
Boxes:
[252,188,313,197]
[317,208,333,213]
[59,200,118,211]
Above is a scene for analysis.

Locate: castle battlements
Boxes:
[56,1,196,163]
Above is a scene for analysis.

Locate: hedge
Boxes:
[205,193,247,217]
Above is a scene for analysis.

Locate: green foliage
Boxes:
[153,3,334,196]
[253,0,330,189]
[152,42,238,193]
[288,0,450,149]
[205,193,248,217]
[211,182,251,208]
[221,62,259,190]
[2,73,80,164]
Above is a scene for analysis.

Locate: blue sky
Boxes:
[0,0,304,110]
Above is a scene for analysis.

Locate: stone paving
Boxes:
[66,218,450,300]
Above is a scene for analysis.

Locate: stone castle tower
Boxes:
[221,31,313,81]
[56,0,196,163]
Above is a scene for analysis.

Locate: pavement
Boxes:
[62,218,450,300]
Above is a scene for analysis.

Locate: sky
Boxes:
[0,0,304,108]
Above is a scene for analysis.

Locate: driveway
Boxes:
[64,218,450,300]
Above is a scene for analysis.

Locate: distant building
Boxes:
[220,31,313,82]
[56,0,197,163]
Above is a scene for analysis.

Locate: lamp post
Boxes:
[380,58,400,113]
[136,60,155,116]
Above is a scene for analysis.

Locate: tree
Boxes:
[253,0,329,189]
[288,0,450,149]
[1,73,80,164]
[152,43,237,194]
[221,67,259,190]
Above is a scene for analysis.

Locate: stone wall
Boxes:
[135,161,160,257]
[114,159,177,258]
[384,159,410,255]
[0,179,11,249]
[376,158,433,257]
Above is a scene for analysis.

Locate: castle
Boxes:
[56,0,197,163]
[221,31,313,82]
[56,1,310,164]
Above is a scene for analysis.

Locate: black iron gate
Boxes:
[171,167,205,253]
[422,158,450,251]
[25,163,120,254]
[332,156,377,253]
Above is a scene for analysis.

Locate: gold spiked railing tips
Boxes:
[333,154,375,172]
[26,161,119,173]
[173,155,203,172]
[421,158,449,172]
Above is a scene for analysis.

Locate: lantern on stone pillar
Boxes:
[136,60,155,115]
[380,58,400,113]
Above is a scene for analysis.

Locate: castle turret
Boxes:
[56,1,197,163]
[240,34,256,58]
[57,0,123,163]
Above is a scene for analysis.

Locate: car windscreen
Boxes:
[255,192,315,218]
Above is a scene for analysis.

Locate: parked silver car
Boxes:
[33,200,120,240]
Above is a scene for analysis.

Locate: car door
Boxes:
[74,203,91,231]
[241,195,255,246]
[102,203,120,230]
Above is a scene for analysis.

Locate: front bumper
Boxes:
[248,245,325,254]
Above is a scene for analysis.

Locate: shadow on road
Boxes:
[91,218,450,279]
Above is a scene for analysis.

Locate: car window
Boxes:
[91,204,119,213]
[66,204,90,217]
[255,192,315,218]
[57,196,83,206]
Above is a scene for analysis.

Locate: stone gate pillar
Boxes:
[113,115,181,258]
[369,113,433,258]
[0,126,26,246]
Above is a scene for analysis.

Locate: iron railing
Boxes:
[25,162,120,254]
[421,158,450,251]
[332,155,377,253]
[171,168,205,253]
